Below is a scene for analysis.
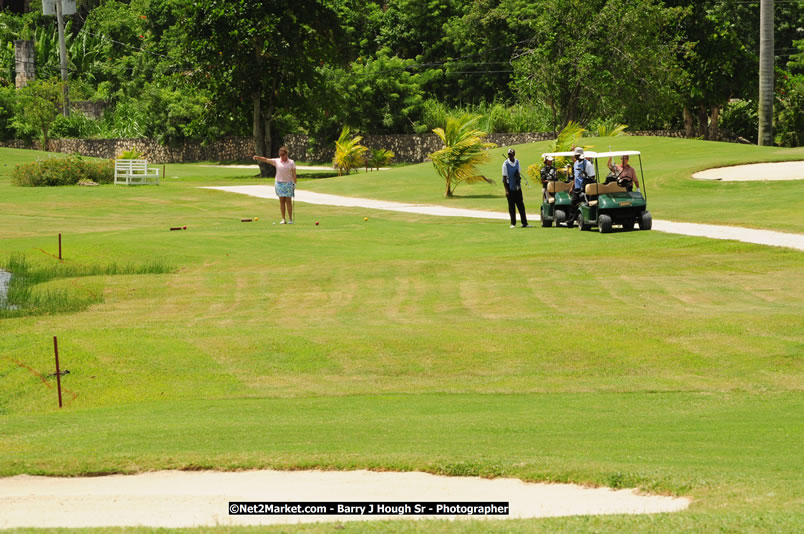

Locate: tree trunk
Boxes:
[683,106,695,138]
[758,0,774,145]
[709,106,720,141]
[252,93,275,178]
[697,105,709,139]
[445,176,453,197]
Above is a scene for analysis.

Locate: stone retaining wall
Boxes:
[0,137,256,164]
[0,129,744,164]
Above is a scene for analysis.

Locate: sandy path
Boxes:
[0,470,690,528]
[203,186,804,251]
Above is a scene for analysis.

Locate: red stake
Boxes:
[53,336,63,408]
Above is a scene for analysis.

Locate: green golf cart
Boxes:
[539,152,576,227]
[574,150,652,233]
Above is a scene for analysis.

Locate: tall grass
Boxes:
[0,253,173,317]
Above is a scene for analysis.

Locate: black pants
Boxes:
[569,189,583,221]
[507,188,528,226]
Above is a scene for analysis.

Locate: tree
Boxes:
[332,126,367,175]
[178,1,341,177]
[13,78,64,149]
[758,0,773,145]
[321,51,433,135]
[429,114,496,198]
[511,0,682,131]
[664,0,756,140]
[442,0,538,105]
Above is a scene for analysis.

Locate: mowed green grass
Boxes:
[299,136,804,233]
[0,144,802,533]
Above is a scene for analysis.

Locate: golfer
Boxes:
[568,147,595,224]
[254,146,297,224]
[607,154,639,191]
[502,148,530,228]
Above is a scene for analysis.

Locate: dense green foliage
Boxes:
[0,0,801,146]
[10,153,114,186]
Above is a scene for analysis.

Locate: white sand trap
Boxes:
[692,161,804,181]
[0,470,690,528]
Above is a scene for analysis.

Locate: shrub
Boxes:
[50,112,103,139]
[366,148,395,170]
[117,148,144,159]
[775,73,804,148]
[720,99,758,144]
[0,85,16,141]
[11,155,115,187]
[418,99,551,134]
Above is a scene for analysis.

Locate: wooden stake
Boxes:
[53,336,63,408]
[58,233,62,260]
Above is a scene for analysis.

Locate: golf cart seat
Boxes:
[546,180,572,203]
[548,181,573,193]
[584,182,626,206]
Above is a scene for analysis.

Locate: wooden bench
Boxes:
[114,159,160,185]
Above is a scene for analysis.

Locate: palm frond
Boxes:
[428,115,496,196]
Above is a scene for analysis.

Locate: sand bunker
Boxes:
[692,161,804,181]
[0,470,690,528]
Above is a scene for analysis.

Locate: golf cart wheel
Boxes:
[622,219,635,231]
[598,214,612,233]
[541,216,552,227]
[639,211,653,230]
[555,209,566,227]
[577,213,587,231]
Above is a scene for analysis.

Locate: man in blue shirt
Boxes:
[502,149,530,228]
[568,147,595,224]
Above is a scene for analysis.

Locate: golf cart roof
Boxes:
[591,150,641,159]
[542,151,600,159]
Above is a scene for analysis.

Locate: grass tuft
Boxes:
[0,253,173,317]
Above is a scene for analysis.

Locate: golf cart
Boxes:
[574,150,652,233]
[539,152,577,227]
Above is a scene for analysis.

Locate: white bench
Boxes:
[114,159,160,185]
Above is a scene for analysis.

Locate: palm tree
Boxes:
[594,121,628,138]
[366,148,395,171]
[527,121,588,180]
[546,120,586,153]
[429,114,497,197]
[333,126,368,175]
[758,0,774,145]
